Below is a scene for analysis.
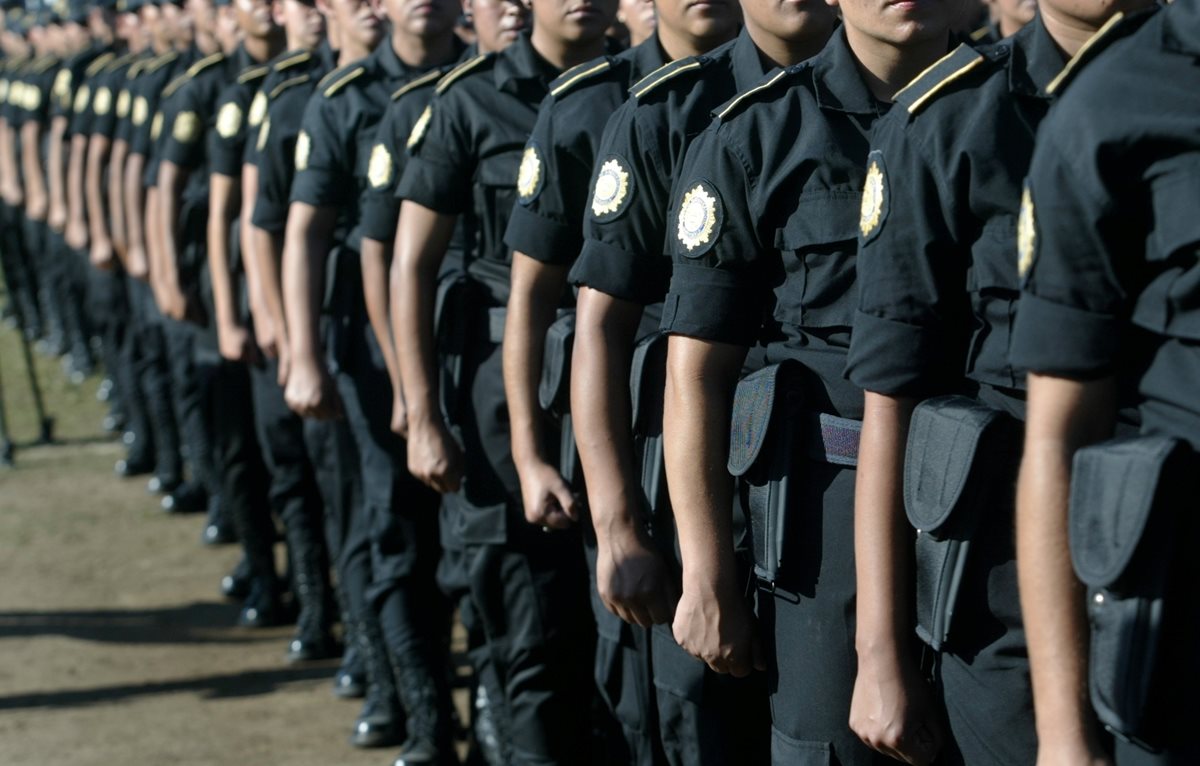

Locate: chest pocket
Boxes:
[1136,159,1200,340]
[474,153,522,267]
[773,191,861,330]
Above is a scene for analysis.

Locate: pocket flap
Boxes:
[904,395,1007,533]
[1069,435,1184,589]
[630,331,668,436]
[774,193,861,250]
[728,361,799,477]
[538,310,576,413]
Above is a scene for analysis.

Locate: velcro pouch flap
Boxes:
[1069,435,1182,590]
[728,361,798,477]
[539,310,576,414]
[629,331,668,436]
[904,395,1005,534]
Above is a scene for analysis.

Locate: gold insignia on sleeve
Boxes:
[676,184,718,253]
[295,130,311,171]
[248,91,267,128]
[406,105,431,150]
[132,95,149,126]
[1017,186,1036,278]
[591,158,630,217]
[256,117,270,152]
[172,111,200,144]
[516,146,541,201]
[24,86,41,111]
[368,143,394,189]
[216,102,242,139]
[93,87,112,116]
[116,89,131,119]
[73,84,89,113]
[52,69,70,105]
[151,111,163,140]
[860,159,885,238]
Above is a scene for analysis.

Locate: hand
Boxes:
[596,520,679,626]
[218,320,260,364]
[407,414,464,493]
[249,309,278,360]
[517,457,578,530]
[25,191,47,221]
[390,392,408,439]
[672,580,765,677]
[284,356,342,420]
[90,238,114,271]
[157,284,188,321]
[65,218,87,251]
[3,183,23,207]
[276,342,291,388]
[125,245,149,281]
[849,650,944,765]
[48,202,66,232]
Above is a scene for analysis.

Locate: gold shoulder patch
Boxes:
[893,44,986,115]
[406,104,432,150]
[162,72,190,99]
[368,143,393,189]
[52,69,70,106]
[151,111,163,140]
[172,111,200,144]
[295,130,311,170]
[676,182,721,256]
[256,117,271,152]
[323,65,365,98]
[590,156,632,219]
[24,86,40,111]
[216,102,242,139]
[270,74,310,100]
[93,87,112,116]
[273,51,312,73]
[237,65,270,85]
[132,96,149,126]
[116,89,131,119]
[1046,12,1128,95]
[631,59,701,100]
[1017,186,1036,278]
[392,69,441,101]
[85,51,115,77]
[549,58,611,98]
[187,52,225,78]
[859,151,888,241]
[717,69,789,121]
[516,145,543,203]
[73,84,90,114]
[247,91,267,127]
[435,54,489,94]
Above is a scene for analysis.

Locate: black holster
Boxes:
[432,272,477,427]
[905,395,1020,651]
[539,310,579,485]
[1069,435,1191,747]
[630,331,668,520]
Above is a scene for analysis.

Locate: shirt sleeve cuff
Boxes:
[1011,291,1121,377]
[289,168,344,208]
[396,158,466,215]
[845,310,952,396]
[569,238,670,305]
[359,194,400,243]
[660,261,759,347]
[504,204,580,266]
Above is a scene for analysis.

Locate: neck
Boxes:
[748,23,833,68]
[338,37,372,66]
[656,26,736,60]
[195,31,218,55]
[1040,7,1104,59]
[845,25,949,102]
[531,28,605,70]
[391,28,456,68]
[243,30,282,62]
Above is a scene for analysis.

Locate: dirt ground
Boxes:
[0,321,467,766]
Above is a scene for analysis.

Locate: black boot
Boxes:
[350,617,404,748]
[390,657,458,766]
[221,555,252,600]
[238,575,285,628]
[284,523,339,662]
[333,587,366,698]
[202,494,236,546]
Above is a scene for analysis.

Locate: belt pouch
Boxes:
[728,361,801,583]
[1069,435,1187,746]
[905,395,1015,651]
[538,310,576,417]
[630,331,668,518]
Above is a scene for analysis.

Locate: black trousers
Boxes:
[126,280,181,477]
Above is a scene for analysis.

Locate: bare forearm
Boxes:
[21,123,47,217]
[361,237,401,390]
[855,391,918,659]
[46,118,66,223]
[254,225,287,338]
[124,153,146,256]
[156,161,187,293]
[281,203,333,366]
[239,167,266,321]
[207,173,241,327]
[108,141,128,256]
[86,135,112,246]
[66,134,88,226]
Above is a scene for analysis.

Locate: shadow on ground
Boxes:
[0,602,272,645]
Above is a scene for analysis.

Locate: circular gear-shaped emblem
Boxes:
[368,143,394,190]
[516,145,543,204]
[93,87,112,116]
[172,111,200,144]
[216,102,242,139]
[406,105,432,150]
[248,91,267,128]
[676,182,721,256]
[132,96,149,126]
[73,84,89,114]
[1017,186,1036,278]
[116,89,131,119]
[859,155,887,240]
[591,157,632,219]
[295,130,311,171]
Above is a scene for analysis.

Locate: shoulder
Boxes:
[187,51,226,79]
[712,66,802,124]
[392,67,443,101]
[271,50,313,75]
[548,55,616,98]
[270,73,312,100]
[236,63,270,85]
[433,53,494,95]
[892,43,991,115]
[85,51,116,77]
[316,62,366,99]
[629,55,707,101]
[1045,7,1158,96]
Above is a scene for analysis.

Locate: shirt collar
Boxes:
[367,36,420,88]
[812,27,887,116]
[731,28,770,93]
[494,32,560,98]
[1009,14,1067,98]
[232,44,253,72]
[632,35,669,82]
[1162,0,1200,56]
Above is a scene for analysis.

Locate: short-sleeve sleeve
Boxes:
[396,91,476,215]
[660,125,771,347]
[208,86,247,177]
[359,99,407,242]
[288,95,353,208]
[159,80,206,169]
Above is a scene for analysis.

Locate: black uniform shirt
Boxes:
[51,44,108,130]
[396,32,561,303]
[662,29,890,418]
[1,55,29,128]
[126,49,186,159]
[249,52,335,233]
[17,55,59,130]
[209,61,270,177]
[568,29,768,307]
[502,38,666,266]
[846,18,1064,414]
[1011,4,1200,446]
[161,47,251,174]
[242,43,337,169]
[86,50,141,140]
[290,38,432,251]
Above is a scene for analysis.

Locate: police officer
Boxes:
[1010,0,1198,762]
[0,5,38,338]
[844,0,1155,762]
[657,0,961,762]
[391,0,617,758]
[281,0,465,760]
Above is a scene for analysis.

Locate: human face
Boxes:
[832,0,953,48]
[319,0,384,51]
[185,0,218,37]
[235,0,278,37]
[465,0,529,52]
[383,0,460,38]
[654,0,741,50]
[530,0,618,43]
[741,0,836,52]
[273,0,325,49]
[617,0,656,45]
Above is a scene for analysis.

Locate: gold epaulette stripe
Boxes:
[392,68,441,101]
[970,25,992,42]
[717,69,788,120]
[85,52,116,77]
[270,74,310,99]
[237,64,270,84]
[906,56,984,113]
[187,51,225,78]
[273,51,312,72]
[162,72,190,98]
[1046,12,1124,95]
[550,60,610,97]
[323,66,365,97]
[435,55,488,94]
[146,50,179,74]
[632,60,700,99]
